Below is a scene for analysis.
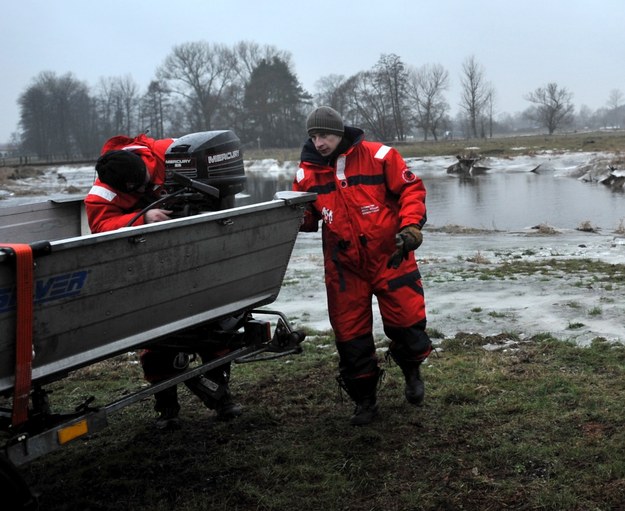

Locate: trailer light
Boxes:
[57,419,88,444]
[244,319,271,345]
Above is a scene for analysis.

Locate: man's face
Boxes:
[126,168,151,193]
[310,132,342,157]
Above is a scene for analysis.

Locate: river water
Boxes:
[238,153,624,232]
[1,151,623,232]
[422,171,622,231]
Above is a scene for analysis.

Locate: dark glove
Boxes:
[387,225,423,269]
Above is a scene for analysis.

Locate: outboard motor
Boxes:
[164,130,246,215]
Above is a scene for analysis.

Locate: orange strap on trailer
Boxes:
[1,244,34,427]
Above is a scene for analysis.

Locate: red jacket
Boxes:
[85,134,174,233]
[293,127,427,272]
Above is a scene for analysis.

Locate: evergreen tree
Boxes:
[243,57,311,148]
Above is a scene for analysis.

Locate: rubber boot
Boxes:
[213,389,243,421]
[350,397,379,426]
[154,386,181,430]
[339,370,380,426]
[402,363,425,406]
[185,364,243,421]
[384,322,431,407]
[205,363,243,420]
[388,350,426,407]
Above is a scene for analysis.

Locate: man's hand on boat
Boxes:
[145,209,174,223]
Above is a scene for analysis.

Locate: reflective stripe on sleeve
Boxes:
[374,145,391,160]
[88,185,117,202]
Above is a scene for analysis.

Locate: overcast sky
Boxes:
[1,0,624,143]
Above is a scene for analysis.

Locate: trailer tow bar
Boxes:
[235,309,306,363]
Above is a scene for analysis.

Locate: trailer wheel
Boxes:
[0,455,38,510]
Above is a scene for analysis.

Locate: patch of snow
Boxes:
[243,159,298,178]
[273,229,625,346]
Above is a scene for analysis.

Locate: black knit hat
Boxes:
[95,150,146,193]
[306,106,344,136]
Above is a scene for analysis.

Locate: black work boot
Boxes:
[339,370,381,426]
[155,406,181,430]
[387,346,428,407]
[214,390,243,421]
[384,322,432,406]
[350,398,379,426]
[207,363,243,420]
[185,371,243,421]
[154,387,181,430]
[403,364,425,406]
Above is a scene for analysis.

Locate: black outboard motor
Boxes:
[164,130,246,215]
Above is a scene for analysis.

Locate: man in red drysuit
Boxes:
[293,107,432,425]
[85,133,175,232]
[84,133,242,429]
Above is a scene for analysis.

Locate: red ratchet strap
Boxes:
[1,244,34,427]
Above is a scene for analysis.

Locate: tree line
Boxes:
[11,40,625,159]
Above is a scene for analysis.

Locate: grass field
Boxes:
[17,327,625,511]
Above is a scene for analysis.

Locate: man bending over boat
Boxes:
[84,133,243,429]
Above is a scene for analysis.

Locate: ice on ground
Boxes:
[273,229,624,346]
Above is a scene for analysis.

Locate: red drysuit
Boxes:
[84,134,174,233]
[84,133,239,419]
[293,126,431,385]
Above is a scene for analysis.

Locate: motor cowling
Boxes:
[164,130,246,214]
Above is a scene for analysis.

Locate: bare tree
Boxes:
[95,77,118,136]
[482,86,496,138]
[525,82,575,134]
[406,63,450,140]
[342,71,397,141]
[606,89,624,128]
[117,76,140,134]
[157,41,236,132]
[375,54,410,141]
[141,80,170,138]
[459,56,490,138]
[95,76,141,138]
[337,56,411,142]
[313,74,349,113]
[231,40,291,85]
[575,104,594,130]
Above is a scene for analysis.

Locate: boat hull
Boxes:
[0,192,315,393]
